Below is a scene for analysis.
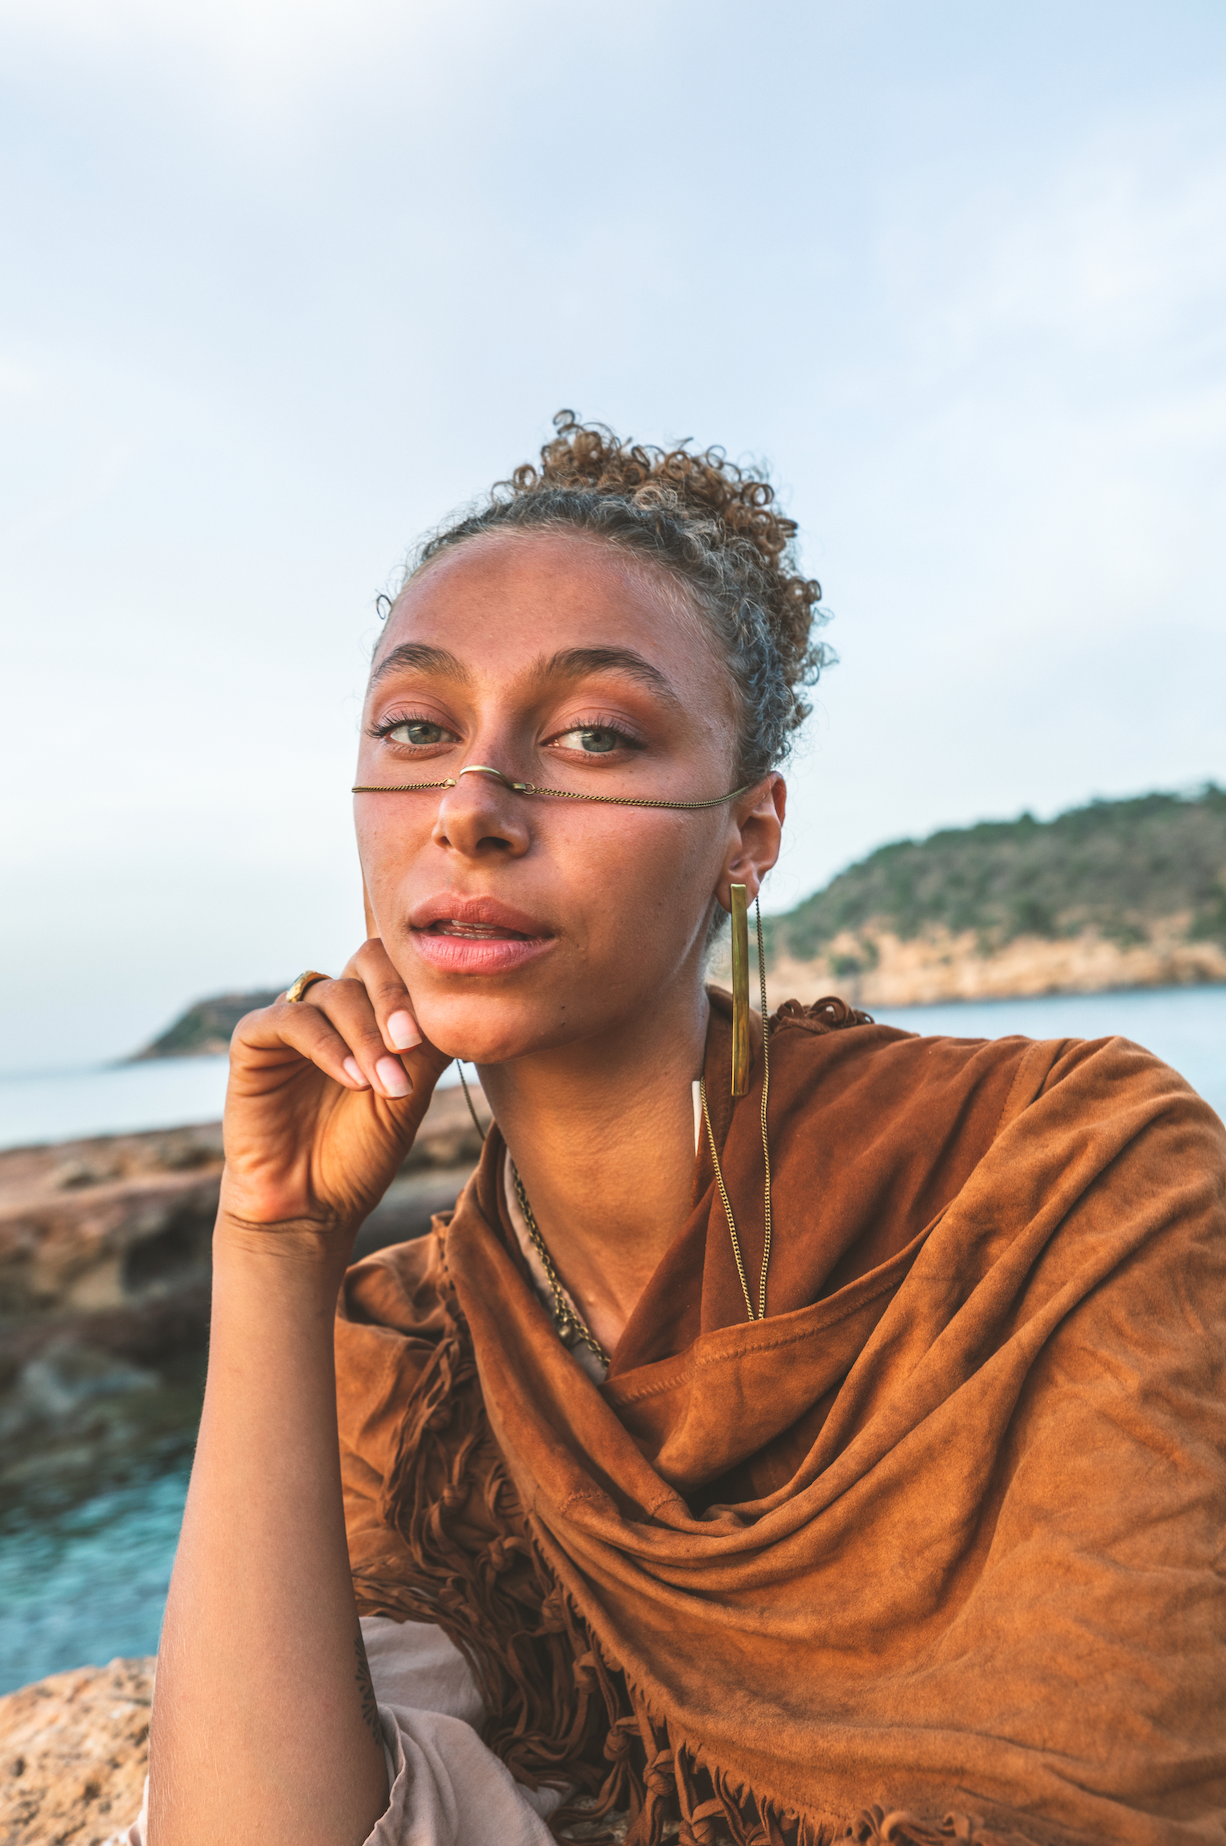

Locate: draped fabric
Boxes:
[336,993,1226,1846]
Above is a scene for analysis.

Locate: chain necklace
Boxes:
[510,1162,612,1370]
[457,1063,611,1368]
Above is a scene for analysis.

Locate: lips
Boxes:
[409,895,556,975]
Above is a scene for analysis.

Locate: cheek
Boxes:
[559,816,721,947]
[354,808,433,892]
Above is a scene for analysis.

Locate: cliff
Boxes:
[130,792,1226,1059]
[754,785,1226,1009]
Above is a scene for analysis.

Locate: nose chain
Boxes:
[352,763,754,810]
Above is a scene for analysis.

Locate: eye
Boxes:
[552,725,635,756]
[376,717,455,747]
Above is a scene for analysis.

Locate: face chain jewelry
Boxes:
[352,763,755,810]
[456,1061,485,1139]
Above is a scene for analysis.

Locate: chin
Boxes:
[417,995,580,1068]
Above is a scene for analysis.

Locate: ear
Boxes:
[715,775,786,912]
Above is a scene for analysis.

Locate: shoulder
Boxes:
[766,993,1037,1142]
[765,994,1225,1194]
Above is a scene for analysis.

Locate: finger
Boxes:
[345,937,423,1056]
[296,979,416,1098]
[234,1001,378,1093]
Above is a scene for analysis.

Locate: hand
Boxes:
[219,937,452,1242]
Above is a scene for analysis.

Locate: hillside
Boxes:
[759,785,1226,1008]
[130,989,283,1059]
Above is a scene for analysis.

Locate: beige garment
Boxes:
[115,1617,560,1846]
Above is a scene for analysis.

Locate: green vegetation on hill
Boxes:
[131,990,284,1060]
[768,786,1226,971]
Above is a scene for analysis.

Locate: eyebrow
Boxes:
[369,640,682,707]
[369,642,470,688]
[542,647,681,706]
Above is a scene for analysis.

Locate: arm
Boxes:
[148,941,450,1846]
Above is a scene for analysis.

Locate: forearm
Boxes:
[148,1217,389,1846]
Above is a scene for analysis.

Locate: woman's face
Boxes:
[355,530,782,1064]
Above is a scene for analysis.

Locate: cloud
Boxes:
[0,0,419,66]
[0,0,460,132]
[3,0,1226,1060]
[874,109,1226,365]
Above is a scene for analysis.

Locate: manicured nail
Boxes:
[387,1010,421,1051]
[376,1055,412,1098]
[343,1057,369,1088]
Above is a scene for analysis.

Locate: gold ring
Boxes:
[457,764,531,791]
[285,970,329,1003]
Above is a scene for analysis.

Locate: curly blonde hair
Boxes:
[399,410,834,780]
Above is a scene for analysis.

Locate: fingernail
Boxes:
[343,1057,369,1088]
[376,1055,412,1098]
[387,1009,421,1051]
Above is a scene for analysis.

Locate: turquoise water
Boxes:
[1,985,1221,1694]
[0,1456,193,1694]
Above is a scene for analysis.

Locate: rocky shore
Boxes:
[0,1081,488,1494]
[0,1084,491,1843]
[0,1657,153,1846]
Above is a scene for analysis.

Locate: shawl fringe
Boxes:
[356,1255,1034,1846]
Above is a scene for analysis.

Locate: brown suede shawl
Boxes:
[337,994,1226,1846]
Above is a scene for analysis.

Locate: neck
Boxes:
[477,980,710,1361]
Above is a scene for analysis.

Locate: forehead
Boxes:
[370,529,728,699]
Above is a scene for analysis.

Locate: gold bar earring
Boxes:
[730,883,751,1097]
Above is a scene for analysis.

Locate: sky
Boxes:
[2,0,1225,1070]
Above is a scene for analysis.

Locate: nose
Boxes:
[432,766,532,860]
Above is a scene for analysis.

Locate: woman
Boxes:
[144,415,1226,1846]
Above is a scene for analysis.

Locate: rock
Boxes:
[0,1656,152,1846]
[0,1085,490,1481]
[0,1343,158,1445]
[758,920,1226,1013]
[350,1164,481,1263]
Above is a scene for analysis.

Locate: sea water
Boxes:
[0,1055,465,1151]
[1,985,1222,1694]
[1,988,1221,1154]
[0,1458,196,1695]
